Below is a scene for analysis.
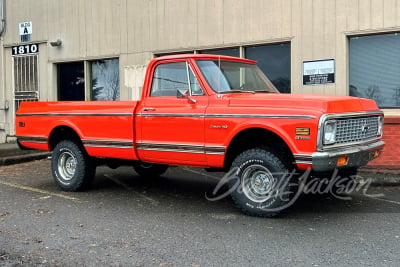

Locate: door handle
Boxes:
[143,107,155,111]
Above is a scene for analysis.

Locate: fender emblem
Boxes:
[210,125,228,129]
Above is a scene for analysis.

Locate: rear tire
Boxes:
[133,162,168,177]
[51,140,95,191]
[229,148,298,217]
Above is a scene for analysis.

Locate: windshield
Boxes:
[196,59,278,93]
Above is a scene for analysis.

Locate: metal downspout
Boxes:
[0,0,5,37]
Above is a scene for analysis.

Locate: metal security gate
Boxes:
[12,54,39,112]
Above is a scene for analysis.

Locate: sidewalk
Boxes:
[0,141,399,185]
[0,142,50,166]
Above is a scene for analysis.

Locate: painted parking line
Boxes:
[103,174,159,206]
[0,180,82,202]
[365,195,400,206]
[182,167,221,181]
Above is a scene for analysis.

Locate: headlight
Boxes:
[377,116,384,137]
[324,120,337,145]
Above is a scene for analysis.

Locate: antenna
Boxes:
[218,55,221,93]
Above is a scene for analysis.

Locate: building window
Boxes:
[13,55,39,111]
[91,59,120,101]
[154,43,291,93]
[58,62,85,101]
[57,59,120,101]
[200,47,240,57]
[349,33,400,108]
[245,43,291,93]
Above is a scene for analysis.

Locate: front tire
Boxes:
[51,140,95,191]
[229,148,298,217]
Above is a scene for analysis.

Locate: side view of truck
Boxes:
[16,54,384,217]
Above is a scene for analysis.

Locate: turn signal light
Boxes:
[336,156,349,167]
[373,150,381,158]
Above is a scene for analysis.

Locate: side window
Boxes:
[151,62,188,97]
[150,61,204,97]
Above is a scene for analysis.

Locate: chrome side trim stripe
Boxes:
[136,113,315,119]
[17,136,48,143]
[16,113,132,117]
[293,154,312,165]
[205,146,227,155]
[82,140,133,149]
[205,114,316,119]
[136,142,226,155]
[136,113,204,118]
[18,112,314,120]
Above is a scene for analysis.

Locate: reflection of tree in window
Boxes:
[365,85,381,103]
[92,59,120,101]
[394,88,400,106]
[349,85,363,98]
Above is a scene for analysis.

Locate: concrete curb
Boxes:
[358,171,400,187]
[0,152,51,166]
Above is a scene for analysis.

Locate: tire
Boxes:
[51,140,95,191]
[229,148,298,217]
[133,162,168,177]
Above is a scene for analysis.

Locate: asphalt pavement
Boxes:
[1,160,400,266]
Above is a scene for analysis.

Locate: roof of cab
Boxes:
[152,53,257,64]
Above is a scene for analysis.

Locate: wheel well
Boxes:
[224,128,294,170]
[49,126,82,151]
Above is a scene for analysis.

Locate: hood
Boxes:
[227,93,380,114]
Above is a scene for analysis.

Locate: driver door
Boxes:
[138,60,208,164]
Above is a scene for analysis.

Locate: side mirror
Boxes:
[177,89,189,98]
[177,89,197,104]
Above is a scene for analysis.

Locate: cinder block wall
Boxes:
[365,117,400,172]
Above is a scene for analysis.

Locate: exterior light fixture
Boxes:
[50,39,62,47]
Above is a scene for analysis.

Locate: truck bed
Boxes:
[16,101,138,160]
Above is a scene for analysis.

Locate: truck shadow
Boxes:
[89,166,400,217]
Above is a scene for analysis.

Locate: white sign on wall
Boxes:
[19,21,33,36]
[303,59,335,85]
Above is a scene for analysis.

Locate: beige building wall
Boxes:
[1,0,400,141]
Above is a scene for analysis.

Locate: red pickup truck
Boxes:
[16,54,384,217]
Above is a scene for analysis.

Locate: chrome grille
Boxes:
[335,116,379,144]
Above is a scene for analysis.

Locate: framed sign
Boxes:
[19,21,33,35]
[303,59,335,85]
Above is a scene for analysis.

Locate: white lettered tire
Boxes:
[51,140,95,191]
[229,148,298,217]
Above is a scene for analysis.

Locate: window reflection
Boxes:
[245,43,291,93]
[349,33,400,108]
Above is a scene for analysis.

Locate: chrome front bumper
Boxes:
[295,140,385,172]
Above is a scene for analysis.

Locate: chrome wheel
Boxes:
[57,151,77,181]
[241,164,276,203]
